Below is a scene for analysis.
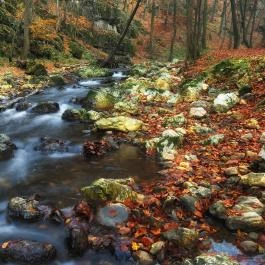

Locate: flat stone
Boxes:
[96,203,129,227]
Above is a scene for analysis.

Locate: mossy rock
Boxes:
[77,66,110,78]
[81,178,139,202]
[26,63,48,76]
[86,90,115,111]
[163,113,186,127]
[69,41,84,59]
[49,75,65,86]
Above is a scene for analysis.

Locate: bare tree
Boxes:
[169,0,177,61]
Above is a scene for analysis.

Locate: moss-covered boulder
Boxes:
[49,74,65,86]
[26,63,48,76]
[31,101,59,114]
[214,92,239,113]
[155,78,170,91]
[85,90,115,111]
[62,109,82,122]
[0,134,16,161]
[81,178,140,202]
[96,116,143,132]
[240,173,265,187]
[114,101,138,115]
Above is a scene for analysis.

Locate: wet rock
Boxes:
[239,240,259,255]
[31,101,59,114]
[214,92,239,113]
[133,250,154,265]
[86,90,115,111]
[180,195,197,213]
[15,101,32,111]
[150,241,165,255]
[240,172,265,187]
[96,203,129,227]
[201,134,224,146]
[183,254,239,265]
[0,134,16,161]
[96,116,143,132]
[66,218,89,256]
[62,109,81,121]
[162,227,199,248]
[163,113,186,127]
[34,137,69,153]
[0,240,56,264]
[189,107,207,119]
[81,178,140,203]
[8,197,41,221]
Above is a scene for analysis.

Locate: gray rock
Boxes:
[96,203,129,227]
[0,134,16,161]
[209,201,227,220]
[150,241,165,255]
[15,101,32,111]
[0,240,56,264]
[240,240,259,255]
[214,93,239,113]
[31,101,59,114]
[8,197,41,221]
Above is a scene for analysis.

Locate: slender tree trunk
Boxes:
[22,0,33,59]
[219,0,227,36]
[202,0,208,49]
[149,0,156,57]
[169,0,177,61]
[230,0,240,48]
[249,0,258,47]
[103,0,142,66]
[210,0,217,22]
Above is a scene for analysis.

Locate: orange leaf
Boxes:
[141,236,154,247]
[135,227,147,238]
[150,228,161,236]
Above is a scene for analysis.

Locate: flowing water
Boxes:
[0,71,263,265]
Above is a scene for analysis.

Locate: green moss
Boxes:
[26,63,48,76]
[77,66,110,78]
[69,41,84,59]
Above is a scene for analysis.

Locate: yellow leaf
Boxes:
[2,242,9,249]
[65,218,71,224]
[131,241,140,251]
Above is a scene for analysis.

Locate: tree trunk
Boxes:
[210,0,217,22]
[219,0,227,36]
[22,0,33,59]
[202,0,208,49]
[249,0,258,47]
[230,0,240,48]
[169,0,177,61]
[149,0,156,57]
[103,0,142,66]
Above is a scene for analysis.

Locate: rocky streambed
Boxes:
[0,60,265,265]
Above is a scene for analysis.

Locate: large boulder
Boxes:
[0,240,56,264]
[95,116,143,132]
[8,197,41,221]
[183,254,239,265]
[62,109,81,122]
[85,90,115,111]
[96,203,129,227]
[240,172,265,187]
[81,178,140,203]
[31,101,60,114]
[0,134,16,161]
[214,93,239,113]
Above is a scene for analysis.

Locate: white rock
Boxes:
[214,92,239,113]
[189,107,207,119]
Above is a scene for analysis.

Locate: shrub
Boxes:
[69,41,84,59]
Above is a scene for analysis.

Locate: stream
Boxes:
[0,71,264,265]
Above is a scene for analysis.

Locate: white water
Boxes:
[112,71,126,78]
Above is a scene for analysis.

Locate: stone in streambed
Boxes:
[0,134,16,161]
[0,240,56,264]
[15,101,32,111]
[31,101,59,114]
[96,203,129,227]
[34,137,69,153]
[8,197,41,221]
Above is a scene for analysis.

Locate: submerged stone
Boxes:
[183,254,239,265]
[0,134,16,161]
[31,101,59,114]
[81,178,139,202]
[0,240,56,264]
[8,197,41,221]
[96,203,129,227]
